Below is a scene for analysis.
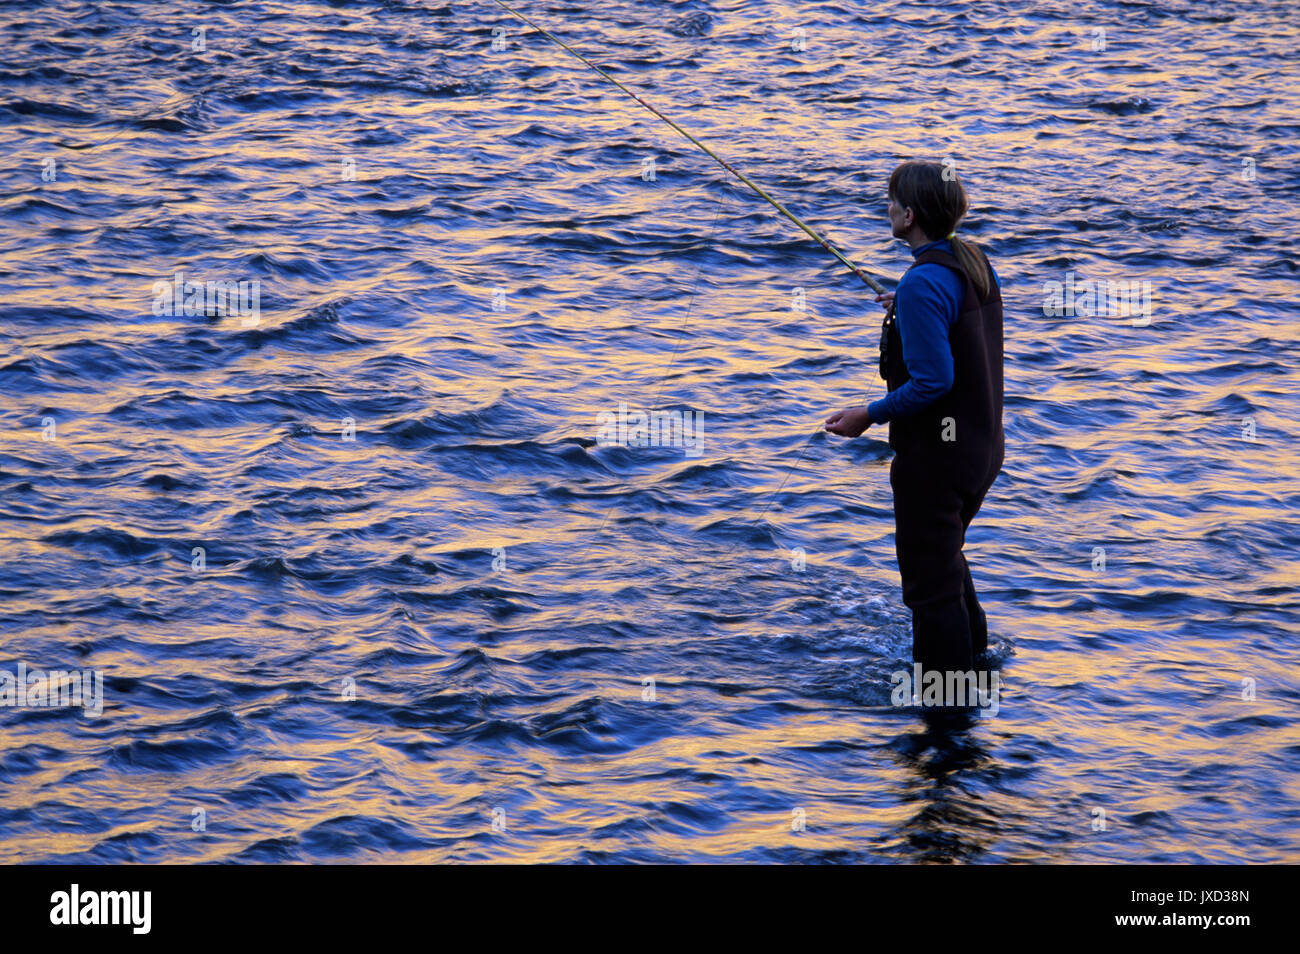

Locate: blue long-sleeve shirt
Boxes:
[867,238,1000,425]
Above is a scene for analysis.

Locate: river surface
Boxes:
[1,0,1298,863]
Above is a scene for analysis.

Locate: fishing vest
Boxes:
[880,246,1004,491]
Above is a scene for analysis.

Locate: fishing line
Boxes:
[485,0,888,292]
[485,0,893,565]
[575,189,730,564]
[59,90,193,151]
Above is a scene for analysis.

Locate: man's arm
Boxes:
[866,269,957,424]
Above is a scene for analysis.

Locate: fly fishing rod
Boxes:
[485,0,888,565]
[486,0,888,296]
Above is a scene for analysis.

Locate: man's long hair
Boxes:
[888,160,992,300]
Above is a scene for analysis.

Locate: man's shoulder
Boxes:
[904,261,956,287]
[901,249,1001,298]
[897,261,964,307]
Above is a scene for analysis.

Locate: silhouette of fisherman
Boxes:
[825,161,1004,721]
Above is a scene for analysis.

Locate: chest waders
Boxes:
[880,246,1005,686]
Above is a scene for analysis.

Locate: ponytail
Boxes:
[950,233,992,301]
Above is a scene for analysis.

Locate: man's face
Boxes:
[887,194,912,238]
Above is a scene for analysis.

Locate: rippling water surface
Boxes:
[1,0,1298,863]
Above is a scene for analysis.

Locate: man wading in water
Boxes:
[825,161,1004,711]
